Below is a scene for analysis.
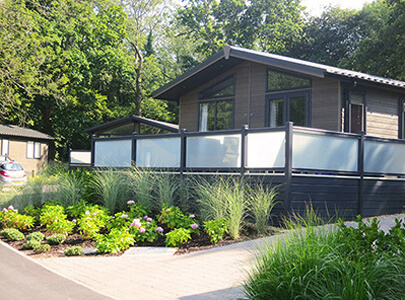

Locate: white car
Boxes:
[0,162,27,186]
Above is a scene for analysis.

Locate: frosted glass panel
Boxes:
[136,138,181,168]
[70,151,91,165]
[293,132,358,172]
[94,139,132,167]
[247,132,285,168]
[187,134,241,168]
[364,140,405,174]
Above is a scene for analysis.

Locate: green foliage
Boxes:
[54,171,85,207]
[0,228,25,241]
[165,228,191,247]
[248,185,278,234]
[153,174,179,211]
[93,170,130,213]
[128,218,163,243]
[0,207,35,231]
[22,240,41,250]
[77,206,110,239]
[64,246,84,256]
[33,244,51,254]
[96,228,134,254]
[204,219,228,244]
[128,168,154,210]
[24,206,41,222]
[66,200,90,220]
[158,205,197,232]
[243,217,405,300]
[26,232,45,242]
[46,234,67,245]
[39,204,74,234]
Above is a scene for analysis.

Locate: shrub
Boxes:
[0,228,25,241]
[24,205,41,222]
[46,233,66,245]
[248,185,278,234]
[204,219,228,243]
[128,217,163,243]
[64,246,84,256]
[39,204,74,235]
[66,200,89,219]
[158,205,197,231]
[243,217,405,300]
[22,240,41,250]
[93,169,130,213]
[33,244,50,254]
[165,228,191,247]
[96,228,134,254]
[26,231,45,242]
[77,206,109,239]
[0,206,35,231]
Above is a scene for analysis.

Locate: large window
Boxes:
[198,76,235,132]
[267,70,311,92]
[343,91,366,134]
[267,92,310,127]
[1,139,9,156]
[27,141,41,159]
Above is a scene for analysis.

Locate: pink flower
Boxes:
[190,223,199,230]
[7,205,14,210]
[143,216,148,219]
[110,216,115,219]
[189,214,195,218]
[146,222,151,225]
[14,209,18,213]
[92,212,98,216]
[156,227,164,233]
[121,214,128,219]
[139,227,146,233]
[72,219,77,224]
[85,210,90,215]
[127,200,135,205]
[131,218,141,228]
[2,208,7,212]
[147,217,152,222]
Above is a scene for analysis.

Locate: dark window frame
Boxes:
[198,98,235,132]
[399,99,405,139]
[343,89,367,134]
[199,75,236,100]
[266,69,312,92]
[1,139,9,156]
[266,91,311,127]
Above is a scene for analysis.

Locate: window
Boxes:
[267,70,311,92]
[198,76,235,132]
[267,92,310,127]
[27,141,41,159]
[343,91,366,134]
[1,139,9,156]
[199,100,234,131]
[400,99,405,139]
[199,76,235,99]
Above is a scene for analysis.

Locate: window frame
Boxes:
[399,99,405,139]
[27,141,41,159]
[266,91,311,127]
[266,69,312,92]
[343,89,367,134]
[198,99,235,132]
[199,75,235,100]
[1,139,9,156]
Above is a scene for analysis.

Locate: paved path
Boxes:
[0,241,113,300]
[5,214,405,300]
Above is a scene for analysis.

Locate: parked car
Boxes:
[0,162,27,186]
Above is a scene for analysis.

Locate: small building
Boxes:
[0,124,54,174]
[152,46,405,139]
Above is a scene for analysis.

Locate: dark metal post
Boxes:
[132,132,138,168]
[90,135,96,168]
[284,122,293,213]
[240,125,248,176]
[180,129,187,174]
[68,148,72,166]
[357,132,365,216]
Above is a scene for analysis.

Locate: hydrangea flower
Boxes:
[8,205,14,210]
[156,227,164,233]
[146,222,151,225]
[2,208,7,212]
[130,218,142,228]
[143,216,148,220]
[147,217,152,222]
[92,212,98,216]
[190,223,199,230]
[13,209,18,213]
[127,200,135,205]
[85,210,90,215]
[139,227,146,233]
[189,214,195,218]
[72,219,77,224]
[121,214,128,219]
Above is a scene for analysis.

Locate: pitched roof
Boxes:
[85,115,179,134]
[152,46,405,101]
[0,124,54,140]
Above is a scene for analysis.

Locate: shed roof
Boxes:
[85,115,179,134]
[152,46,405,101]
[0,124,54,140]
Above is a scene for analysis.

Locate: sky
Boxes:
[301,0,376,16]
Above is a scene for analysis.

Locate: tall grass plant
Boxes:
[248,184,278,234]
